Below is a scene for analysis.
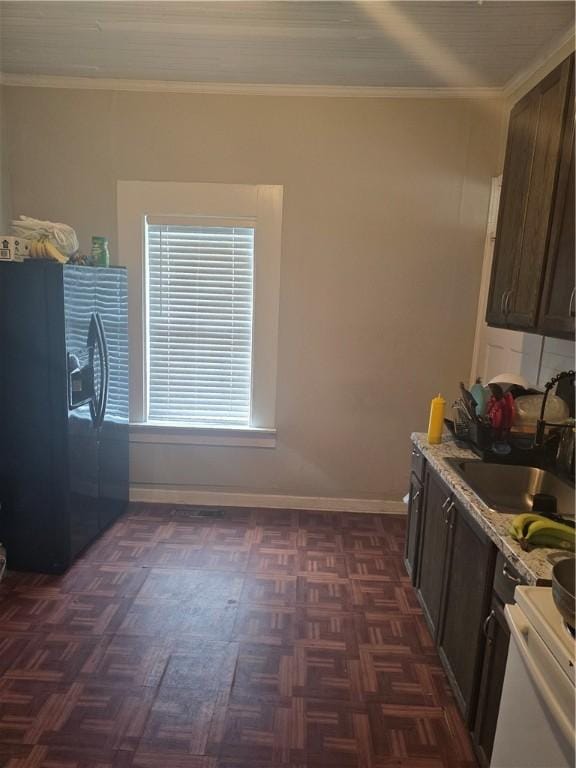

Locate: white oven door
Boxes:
[491,603,575,768]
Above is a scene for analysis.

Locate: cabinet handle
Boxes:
[412,489,421,502]
[483,610,495,641]
[500,291,507,314]
[441,496,451,510]
[443,501,455,524]
[502,563,521,584]
[504,289,513,315]
[569,288,575,318]
[412,448,419,457]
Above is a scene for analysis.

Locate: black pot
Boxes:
[552,557,575,629]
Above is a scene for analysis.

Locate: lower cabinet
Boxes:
[409,455,528,765]
[472,597,511,767]
[416,468,452,639]
[437,499,496,725]
[404,471,423,583]
[415,463,497,724]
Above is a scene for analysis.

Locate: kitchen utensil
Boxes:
[459,382,477,421]
[551,557,575,628]
[470,379,487,417]
[488,373,530,390]
[452,400,472,439]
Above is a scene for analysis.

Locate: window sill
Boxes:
[129,423,277,448]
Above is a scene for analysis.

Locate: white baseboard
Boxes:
[129,486,407,515]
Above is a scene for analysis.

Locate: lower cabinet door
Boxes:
[404,472,423,583]
[416,469,452,638]
[436,500,496,725]
[472,597,511,767]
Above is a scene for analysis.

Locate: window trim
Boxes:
[117,181,283,433]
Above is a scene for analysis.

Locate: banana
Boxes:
[509,513,544,541]
[524,519,575,550]
[511,514,576,552]
[43,240,67,263]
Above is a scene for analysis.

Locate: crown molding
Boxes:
[0,73,504,100]
[502,27,575,103]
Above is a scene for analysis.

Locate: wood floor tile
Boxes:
[3,634,107,684]
[132,753,216,768]
[0,508,476,768]
[346,553,408,582]
[0,632,39,675]
[0,744,136,767]
[297,552,347,578]
[240,575,297,606]
[296,575,351,610]
[79,635,170,688]
[247,547,298,575]
[140,688,217,756]
[232,605,296,646]
[39,682,154,751]
[0,594,67,633]
[59,564,150,598]
[295,609,361,654]
[231,643,359,703]
[41,595,132,636]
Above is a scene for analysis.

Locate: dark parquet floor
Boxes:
[0,505,477,768]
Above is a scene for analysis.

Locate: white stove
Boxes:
[491,585,575,768]
[516,585,575,684]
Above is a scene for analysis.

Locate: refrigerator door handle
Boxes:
[94,312,109,427]
[87,313,100,428]
[88,312,106,428]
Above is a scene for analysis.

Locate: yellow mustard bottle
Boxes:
[427,393,446,444]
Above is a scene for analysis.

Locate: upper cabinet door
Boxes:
[486,54,573,332]
[538,108,575,338]
[486,93,540,326]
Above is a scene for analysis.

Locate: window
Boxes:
[117,181,282,443]
[146,220,254,426]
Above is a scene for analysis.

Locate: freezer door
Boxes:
[64,266,100,558]
[94,267,129,530]
[0,262,70,572]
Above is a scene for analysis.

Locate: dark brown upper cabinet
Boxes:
[486,53,574,338]
[538,102,575,338]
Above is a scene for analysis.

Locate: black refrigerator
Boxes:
[0,262,129,573]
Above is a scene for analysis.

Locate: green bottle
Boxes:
[91,236,110,267]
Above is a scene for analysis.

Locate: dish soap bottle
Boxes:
[427,393,445,444]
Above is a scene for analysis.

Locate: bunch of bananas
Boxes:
[28,238,67,263]
[510,513,575,552]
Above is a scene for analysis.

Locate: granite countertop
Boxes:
[411,432,569,585]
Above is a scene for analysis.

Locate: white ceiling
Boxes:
[0,1,574,92]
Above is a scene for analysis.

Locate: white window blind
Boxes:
[146,221,254,426]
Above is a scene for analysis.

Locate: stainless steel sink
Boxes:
[445,459,575,518]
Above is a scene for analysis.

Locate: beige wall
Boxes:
[0,86,8,233]
[4,87,504,501]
